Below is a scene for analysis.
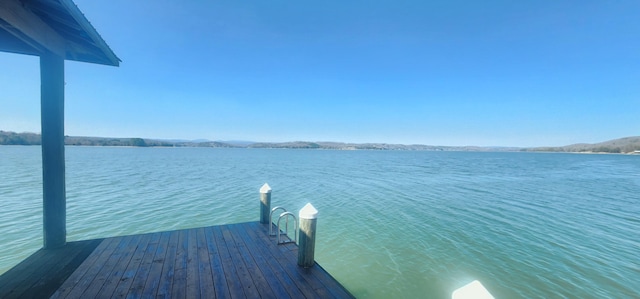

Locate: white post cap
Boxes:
[299,203,318,219]
[452,280,494,299]
[260,183,272,194]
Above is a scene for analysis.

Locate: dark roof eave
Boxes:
[0,0,120,66]
[58,0,120,66]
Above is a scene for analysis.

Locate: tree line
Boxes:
[0,131,166,147]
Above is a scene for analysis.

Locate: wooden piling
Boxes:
[259,183,272,224]
[41,51,66,249]
[298,203,318,268]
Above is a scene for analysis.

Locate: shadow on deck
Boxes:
[0,222,353,299]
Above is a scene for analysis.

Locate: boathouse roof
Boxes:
[0,0,120,66]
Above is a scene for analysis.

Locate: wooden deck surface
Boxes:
[0,222,353,299]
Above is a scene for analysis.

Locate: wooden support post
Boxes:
[298,203,318,268]
[41,51,66,249]
[259,183,272,224]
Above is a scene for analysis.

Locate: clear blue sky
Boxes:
[1,0,638,147]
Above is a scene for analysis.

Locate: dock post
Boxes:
[298,203,318,268]
[41,52,66,249]
[259,183,272,224]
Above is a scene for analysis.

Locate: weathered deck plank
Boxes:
[170,229,188,299]
[204,226,231,299]
[220,225,261,298]
[0,238,103,299]
[51,236,121,298]
[126,231,161,298]
[0,222,354,299]
[185,228,200,299]
[233,223,305,299]
[140,231,171,298]
[227,223,277,299]
[156,229,180,298]
[112,232,153,298]
[212,225,246,298]
[81,234,141,298]
[247,222,325,299]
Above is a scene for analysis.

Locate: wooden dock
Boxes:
[0,222,353,299]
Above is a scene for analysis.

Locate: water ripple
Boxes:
[1,147,639,298]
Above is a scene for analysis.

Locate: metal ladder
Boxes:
[269,206,297,245]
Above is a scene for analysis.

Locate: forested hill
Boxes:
[523,136,640,154]
[0,131,516,150]
[1,130,639,153]
[0,131,176,147]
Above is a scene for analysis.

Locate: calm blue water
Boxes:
[1,146,639,298]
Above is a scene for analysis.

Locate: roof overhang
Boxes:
[0,0,120,66]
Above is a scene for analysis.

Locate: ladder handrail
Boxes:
[269,206,287,236]
[277,211,297,245]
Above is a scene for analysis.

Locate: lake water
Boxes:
[1,146,639,298]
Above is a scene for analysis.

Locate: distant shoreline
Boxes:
[3,145,639,156]
[1,130,639,154]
